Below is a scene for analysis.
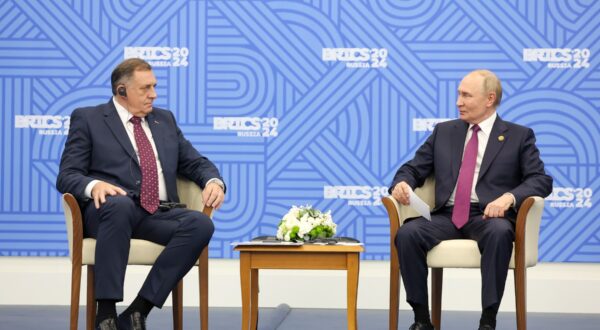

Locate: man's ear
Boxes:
[487,92,497,107]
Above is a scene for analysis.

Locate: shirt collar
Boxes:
[470,111,496,136]
[112,97,142,125]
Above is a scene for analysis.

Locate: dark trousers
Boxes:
[395,204,514,310]
[84,195,214,307]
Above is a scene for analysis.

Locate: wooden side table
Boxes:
[234,244,364,330]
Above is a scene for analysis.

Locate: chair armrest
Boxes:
[176,176,215,219]
[61,193,83,261]
[382,195,402,279]
[515,196,545,267]
[202,206,214,218]
[382,196,402,239]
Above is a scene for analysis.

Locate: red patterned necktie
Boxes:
[130,116,159,214]
[452,124,481,229]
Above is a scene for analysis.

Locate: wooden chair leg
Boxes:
[199,246,209,330]
[70,263,82,330]
[86,266,96,330]
[172,280,183,330]
[389,258,400,330]
[431,268,443,330]
[515,267,527,330]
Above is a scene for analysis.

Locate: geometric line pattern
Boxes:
[0,0,598,261]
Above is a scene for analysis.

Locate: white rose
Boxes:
[301,213,309,222]
[290,217,300,228]
[283,214,295,225]
[298,221,312,237]
[291,207,300,217]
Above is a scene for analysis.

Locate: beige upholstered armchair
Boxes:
[62,177,213,330]
[382,177,545,330]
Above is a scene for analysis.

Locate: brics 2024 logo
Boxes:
[523,48,591,69]
[124,47,189,67]
[322,48,388,69]
[213,117,279,138]
[547,187,593,208]
[412,118,451,132]
[15,115,70,135]
[323,186,389,206]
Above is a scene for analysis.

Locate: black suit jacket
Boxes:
[390,116,552,217]
[56,99,224,203]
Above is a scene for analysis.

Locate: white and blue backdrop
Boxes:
[1,0,598,262]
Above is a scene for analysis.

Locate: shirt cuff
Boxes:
[84,180,100,199]
[206,178,225,191]
[504,192,516,209]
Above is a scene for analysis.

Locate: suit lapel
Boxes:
[146,112,168,165]
[451,120,469,183]
[103,101,138,165]
[478,116,508,180]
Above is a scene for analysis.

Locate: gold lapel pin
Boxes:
[498,135,505,142]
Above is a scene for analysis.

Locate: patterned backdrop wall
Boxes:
[0,0,598,262]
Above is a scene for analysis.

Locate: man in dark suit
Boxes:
[56,58,225,330]
[389,70,552,330]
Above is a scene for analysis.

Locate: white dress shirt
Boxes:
[447,112,497,205]
[85,98,168,200]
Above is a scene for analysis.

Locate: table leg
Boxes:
[250,269,259,329]
[347,253,359,330]
[240,252,251,330]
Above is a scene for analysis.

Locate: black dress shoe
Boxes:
[409,321,434,330]
[118,311,146,330]
[96,317,117,330]
[478,325,495,330]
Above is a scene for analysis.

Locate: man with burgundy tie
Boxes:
[389,70,552,330]
[56,58,225,330]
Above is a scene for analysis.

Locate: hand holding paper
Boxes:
[408,189,432,221]
[392,181,431,220]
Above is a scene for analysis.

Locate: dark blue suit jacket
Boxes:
[390,116,552,218]
[56,100,224,203]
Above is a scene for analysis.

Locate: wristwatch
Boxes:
[206,178,225,191]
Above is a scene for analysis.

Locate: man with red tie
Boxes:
[389,70,552,330]
[57,58,225,330]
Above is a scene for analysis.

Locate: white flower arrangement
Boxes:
[276,205,336,242]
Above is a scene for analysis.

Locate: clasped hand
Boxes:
[483,194,513,219]
[91,181,127,209]
[202,182,224,210]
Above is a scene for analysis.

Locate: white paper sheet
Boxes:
[409,189,432,221]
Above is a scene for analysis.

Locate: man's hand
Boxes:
[202,182,225,210]
[91,181,127,209]
[483,193,514,219]
[391,181,412,205]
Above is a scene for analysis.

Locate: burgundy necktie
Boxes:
[452,124,481,229]
[130,116,159,214]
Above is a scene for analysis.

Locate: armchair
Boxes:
[62,177,212,330]
[382,177,544,330]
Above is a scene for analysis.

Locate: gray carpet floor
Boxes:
[0,305,598,329]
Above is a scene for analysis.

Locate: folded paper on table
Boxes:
[231,236,364,247]
[231,241,303,247]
